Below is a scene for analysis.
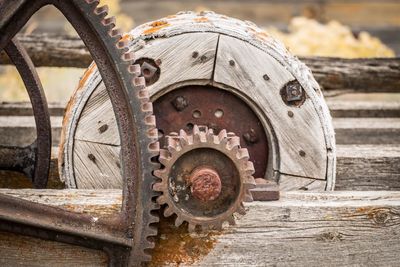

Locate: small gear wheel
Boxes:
[154,125,256,231]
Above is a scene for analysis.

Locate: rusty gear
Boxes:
[154,125,256,231]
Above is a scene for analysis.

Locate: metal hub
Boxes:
[154,125,256,231]
[154,85,268,179]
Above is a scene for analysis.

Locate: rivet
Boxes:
[200,55,207,61]
[299,150,306,157]
[288,111,294,118]
[171,96,188,111]
[192,51,199,58]
[229,60,235,66]
[98,124,109,133]
[88,153,96,162]
[243,129,258,144]
[263,74,270,81]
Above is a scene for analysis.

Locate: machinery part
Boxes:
[0,0,159,265]
[0,38,51,188]
[154,125,256,231]
[154,85,268,180]
[59,11,335,193]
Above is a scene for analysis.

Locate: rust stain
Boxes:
[120,33,133,42]
[354,207,397,226]
[194,17,209,23]
[150,214,220,266]
[143,22,170,35]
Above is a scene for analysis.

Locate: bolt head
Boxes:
[189,167,222,202]
[171,96,188,111]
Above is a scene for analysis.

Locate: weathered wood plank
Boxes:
[2,100,399,118]
[2,34,399,92]
[0,102,65,116]
[0,116,62,146]
[327,99,400,118]
[336,144,400,191]
[0,190,399,266]
[334,118,400,144]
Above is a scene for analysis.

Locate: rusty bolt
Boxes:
[263,74,270,81]
[299,150,306,157]
[285,81,303,102]
[192,51,199,58]
[171,96,188,111]
[141,61,158,79]
[98,124,108,133]
[200,55,207,62]
[88,153,96,162]
[287,111,294,118]
[243,128,258,144]
[189,166,222,202]
[229,60,235,66]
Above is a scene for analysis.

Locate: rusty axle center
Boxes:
[189,166,222,202]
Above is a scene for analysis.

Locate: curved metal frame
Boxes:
[0,0,159,265]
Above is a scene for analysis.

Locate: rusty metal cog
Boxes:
[154,125,256,231]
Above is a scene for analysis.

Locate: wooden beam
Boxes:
[334,118,400,144]
[2,100,399,118]
[2,115,399,146]
[0,144,399,191]
[0,190,399,266]
[336,144,400,191]
[1,35,399,92]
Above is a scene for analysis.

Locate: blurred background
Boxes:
[0,0,399,102]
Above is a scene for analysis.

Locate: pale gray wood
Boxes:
[279,174,327,191]
[336,144,400,191]
[334,118,400,144]
[73,140,121,189]
[0,190,399,266]
[0,116,61,146]
[0,101,65,116]
[327,100,400,118]
[74,83,120,146]
[214,34,329,181]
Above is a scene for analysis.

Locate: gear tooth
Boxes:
[237,148,250,160]
[152,181,164,192]
[179,129,189,146]
[188,223,196,233]
[244,161,255,175]
[166,136,180,153]
[206,129,214,142]
[146,225,158,237]
[129,64,141,77]
[145,115,156,126]
[156,195,167,205]
[117,39,129,49]
[193,125,200,139]
[147,127,158,139]
[163,205,174,217]
[102,16,116,27]
[228,215,236,226]
[142,102,153,113]
[85,0,100,5]
[133,76,145,88]
[237,204,246,215]
[139,89,149,99]
[148,141,159,153]
[109,28,123,39]
[175,217,184,227]
[159,150,170,165]
[122,51,135,62]
[94,5,109,17]
[227,136,240,150]
[218,129,228,144]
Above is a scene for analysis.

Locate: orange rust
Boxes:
[150,20,169,27]
[143,23,171,35]
[194,17,209,23]
[120,33,133,42]
[150,213,220,266]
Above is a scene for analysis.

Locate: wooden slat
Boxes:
[336,144,400,191]
[3,115,399,146]
[1,144,399,191]
[1,34,399,92]
[327,100,400,118]
[0,190,399,266]
[334,118,400,144]
[2,100,399,118]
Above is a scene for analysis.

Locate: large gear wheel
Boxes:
[154,125,256,231]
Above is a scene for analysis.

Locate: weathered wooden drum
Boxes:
[60,11,336,194]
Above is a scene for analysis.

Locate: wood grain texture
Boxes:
[327,100,400,118]
[2,34,399,92]
[0,190,399,266]
[336,145,400,191]
[214,34,328,180]
[334,118,400,144]
[73,140,121,189]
